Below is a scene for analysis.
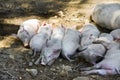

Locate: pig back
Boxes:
[91,3,120,30]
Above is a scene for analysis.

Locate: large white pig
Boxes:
[62,28,81,61]
[40,26,65,65]
[17,19,40,47]
[91,3,120,30]
[29,22,52,57]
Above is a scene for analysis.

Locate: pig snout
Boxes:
[41,47,61,66]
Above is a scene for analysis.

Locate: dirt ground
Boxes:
[0,0,120,80]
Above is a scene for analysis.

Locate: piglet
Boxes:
[40,26,65,65]
[17,19,40,47]
[29,22,52,58]
[93,33,119,50]
[80,23,100,50]
[93,33,113,48]
[80,48,120,76]
[110,29,120,42]
[78,44,106,65]
[62,28,81,61]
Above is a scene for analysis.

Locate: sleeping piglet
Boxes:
[93,33,113,49]
[17,19,40,47]
[62,28,81,62]
[80,23,100,50]
[78,44,106,65]
[29,22,52,58]
[40,26,65,66]
[80,48,120,76]
[93,33,119,50]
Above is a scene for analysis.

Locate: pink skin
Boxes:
[80,62,117,76]
[17,19,40,47]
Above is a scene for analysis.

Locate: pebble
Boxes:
[62,65,72,71]
[28,62,33,66]
[26,68,38,77]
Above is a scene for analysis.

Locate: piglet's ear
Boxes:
[53,49,61,54]
[41,21,47,26]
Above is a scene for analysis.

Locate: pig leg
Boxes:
[81,69,116,76]
[80,64,101,71]
[32,49,37,58]
[34,55,42,65]
[65,54,75,62]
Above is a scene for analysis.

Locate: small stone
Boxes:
[73,77,89,80]
[28,62,33,66]
[19,76,22,80]
[32,59,35,62]
[59,59,62,62]
[57,11,65,17]
[62,65,72,71]
[26,68,38,77]
[59,70,68,77]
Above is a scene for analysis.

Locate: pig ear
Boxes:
[53,49,61,54]
[41,21,47,26]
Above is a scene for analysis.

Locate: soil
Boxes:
[0,0,120,80]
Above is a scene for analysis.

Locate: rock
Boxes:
[73,77,89,80]
[28,62,33,66]
[57,11,65,17]
[26,68,38,77]
[59,70,68,77]
[62,65,72,71]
